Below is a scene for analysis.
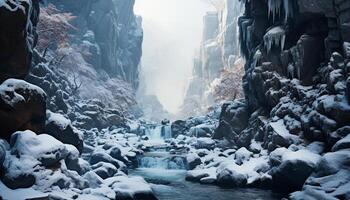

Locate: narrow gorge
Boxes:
[0,0,350,200]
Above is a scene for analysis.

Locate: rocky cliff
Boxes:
[22,0,144,130]
[180,0,244,117]
[44,0,143,89]
[0,1,158,199]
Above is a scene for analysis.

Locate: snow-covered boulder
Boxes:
[2,155,37,189]
[194,137,216,149]
[216,162,247,187]
[90,151,124,170]
[186,153,202,170]
[65,144,91,175]
[0,79,46,141]
[106,176,157,200]
[186,167,217,184]
[83,171,103,189]
[290,149,350,200]
[271,149,321,192]
[92,162,118,179]
[10,130,68,167]
[46,111,84,153]
[235,147,253,165]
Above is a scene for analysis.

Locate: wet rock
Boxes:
[0,79,46,141]
[45,112,84,153]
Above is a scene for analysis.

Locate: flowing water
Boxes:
[131,126,283,200]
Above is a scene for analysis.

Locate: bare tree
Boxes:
[71,72,83,96]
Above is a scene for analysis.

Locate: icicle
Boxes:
[283,0,293,22]
[268,0,282,22]
[263,26,286,54]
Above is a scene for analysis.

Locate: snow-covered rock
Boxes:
[186,167,217,184]
[186,153,202,170]
[216,162,247,187]
[90,151,125,171]
[290,149,350,200]
[235,147,253,165]
[194,137,216,149]
[92,162,118,180]
[46,111,84,153]
[106,176,157,200]
[10,130,68,167]
[0,79,46,141]
[271,149,321,192]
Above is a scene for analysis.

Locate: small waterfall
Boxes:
[144,125,172,145]
[161,125,172,139]
[139,154,186,170]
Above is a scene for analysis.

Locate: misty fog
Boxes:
[134,0,215,114]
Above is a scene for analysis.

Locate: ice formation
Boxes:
[264,26,286,53]
[268,0,293,22]
[268,0,282,22]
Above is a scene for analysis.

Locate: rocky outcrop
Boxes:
[0,79,46,141]
[45,0,143,89]
[0,0,40,83]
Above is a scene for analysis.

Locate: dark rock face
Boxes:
[0,79,46,141]
[171,120,188,138]
[0,0,40,83]
[45,0,143,88]
[214,100,249,141]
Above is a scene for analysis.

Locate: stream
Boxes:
[129,125,283,200]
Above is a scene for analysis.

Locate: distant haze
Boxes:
[135,0,214,114]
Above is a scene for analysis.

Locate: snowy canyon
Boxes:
[0,0,350,200]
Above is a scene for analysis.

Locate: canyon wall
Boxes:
[180,0,244,117]
[44,0,143,89]
[215,0,350,197]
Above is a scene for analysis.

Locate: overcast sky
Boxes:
[134,0,214,114]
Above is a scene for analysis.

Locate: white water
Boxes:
[144,125,173,146]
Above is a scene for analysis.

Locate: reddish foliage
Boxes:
[37,4,75,52]
[211,60,244,102]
